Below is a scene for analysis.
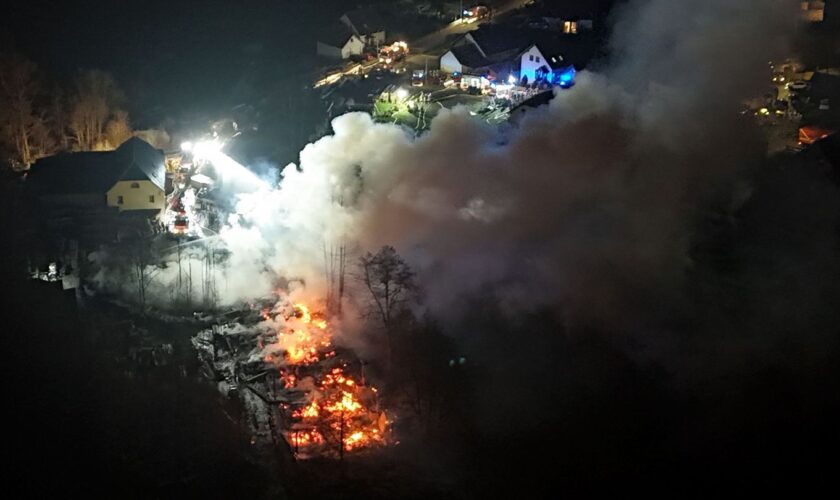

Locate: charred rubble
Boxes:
[191,298,390,463]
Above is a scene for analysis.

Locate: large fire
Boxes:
[263,302,389,458]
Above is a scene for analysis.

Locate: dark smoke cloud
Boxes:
[106,0,801,338]
[342,0,798,327]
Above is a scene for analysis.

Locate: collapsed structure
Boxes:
[192,296,390,459]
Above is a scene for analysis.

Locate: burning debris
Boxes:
[192,296,391,460]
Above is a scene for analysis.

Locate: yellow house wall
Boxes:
[107,180,165,217]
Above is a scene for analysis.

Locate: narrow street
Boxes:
[413,0,533,53]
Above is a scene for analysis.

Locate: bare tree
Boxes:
[104,109,132,149]
[0,51,56,169]
[69,69,128,151]
[324,241,347,315]
[48,85,71,150]
[358,246,419,365]
[128,239,160,312]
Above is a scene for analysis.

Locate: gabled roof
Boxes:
[117,137,165,191]
[519,43,570,70]
[27,151,119,195]
[318,24,358,48]
[27,137,165,196]
[341,7,389,36]
[466,24,532,59]
[449,43,491,70]
[530,32,600,69]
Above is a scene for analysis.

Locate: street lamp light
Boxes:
[395,87,408,100]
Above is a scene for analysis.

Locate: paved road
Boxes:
[413,0,533,53]
[314,0,532,87]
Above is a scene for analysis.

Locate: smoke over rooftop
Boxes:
[204,0,797,328]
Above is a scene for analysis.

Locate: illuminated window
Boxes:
[149,195,155,203]
[564,21,577,34]
[117,196,124,204]
[130,182,140,188]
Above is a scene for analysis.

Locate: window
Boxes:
[536,56,541,63]
[130,182,140,188]
[529,54,534,61]
[117,196,124,205]
[563,21,578,34]
[149,195,155,203]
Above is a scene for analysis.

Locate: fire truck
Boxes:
[378,41,409,69]
[463,5,490,23]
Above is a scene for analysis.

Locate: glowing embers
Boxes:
[261,304,332,365]
[286,366,388,457]
[262,301,390,458]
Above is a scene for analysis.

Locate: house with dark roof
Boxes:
[439,24,584,86]
[440,43,492,74]
[317,6,396,59]
[440,25,529,75]
[26,137,167,244]
[340,7,389,47]
[316,25,366,59]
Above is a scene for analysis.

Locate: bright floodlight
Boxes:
[180,141,193,152]
[508,74,516,84]
[395,87,408,100]
[190,140,268,192]
[192,139,222,160]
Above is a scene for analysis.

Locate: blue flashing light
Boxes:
[557,66,576,88]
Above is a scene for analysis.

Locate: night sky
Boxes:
[3,1,840,498]
[5,0,354,122]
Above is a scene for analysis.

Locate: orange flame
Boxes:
[263,301,389,457]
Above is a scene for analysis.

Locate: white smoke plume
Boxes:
[96,0,799,332]
[211,0,796,320]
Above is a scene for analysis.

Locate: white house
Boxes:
[439,51,460,73]
[317,29,366,59]
[519,44,549,83]
[340,8,388,47]
[440,43,491,74]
